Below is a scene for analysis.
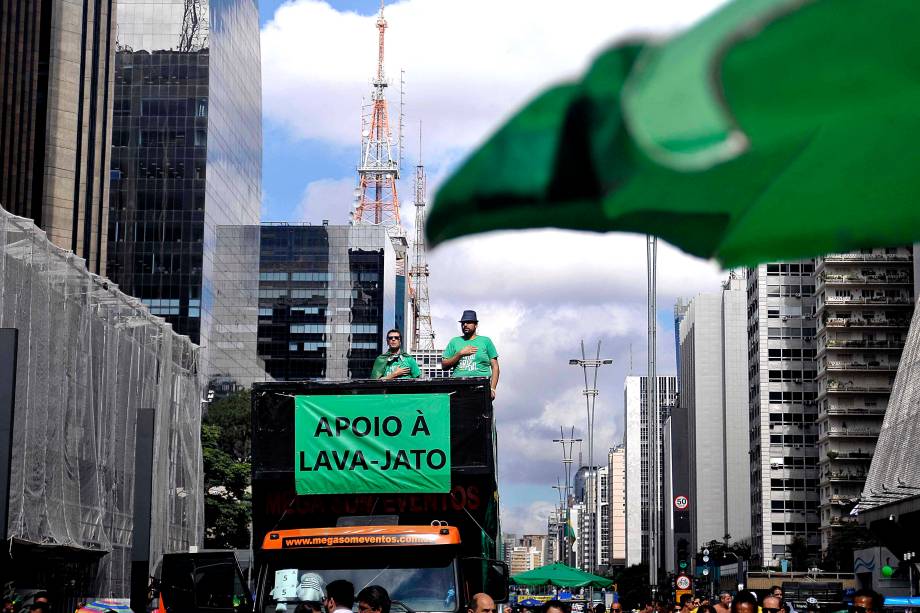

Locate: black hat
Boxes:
[459,310,478,323]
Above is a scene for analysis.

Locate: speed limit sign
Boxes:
[676,575,691,590]
[674,495,689,510]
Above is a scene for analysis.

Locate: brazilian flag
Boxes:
[426,0,920,267]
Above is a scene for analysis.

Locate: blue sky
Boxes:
[258,0,731,534]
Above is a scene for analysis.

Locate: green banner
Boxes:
[294,394,451,495]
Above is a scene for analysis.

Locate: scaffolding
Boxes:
[0,206,203,596]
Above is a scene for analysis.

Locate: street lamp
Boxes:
[905,551,916,597]
[570,340,612,581]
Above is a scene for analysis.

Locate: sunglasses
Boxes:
[763,608,783,613]
[387,336,400,340]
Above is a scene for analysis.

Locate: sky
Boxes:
[259,0,733,536]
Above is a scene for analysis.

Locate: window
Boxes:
[258,308,272,317]
[290,324,325,334]
[260,272,289,281]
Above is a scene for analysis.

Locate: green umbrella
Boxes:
[426,0,920,267]
[511,562,613,588]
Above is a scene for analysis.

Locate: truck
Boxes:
[156,378,508,613]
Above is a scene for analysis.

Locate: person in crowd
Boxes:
[770,586,797,613]
[325,580,354,613]
[357,586,391,613]
[609,601,622,613]
[803,598,820,613]
[732,591,759,613]
[697,605,720,613]
[715,592,733,613]
[680,595,694,613]
[850,589,884,613]
[542,601,570,613]
[468,594,497,613]
[762,594,783,613]
[371,329,421,380]
[442,310,499,399]
[595,604,606,613]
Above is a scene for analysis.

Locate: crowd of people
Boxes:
[512,586,888,613]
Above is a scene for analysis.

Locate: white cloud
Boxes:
[262,0,731,162]
[295,177,356,224]
[262,0,735,535]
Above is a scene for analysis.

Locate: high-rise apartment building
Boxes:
[411,348,450,379]
[608,445,627,568]
[814,248,914,548]
[1,0,116,273]
[746,261,820,566]
[576,464,610,571]
[624,375,678,566]
[107,0,262,359]
[679,275,751,552]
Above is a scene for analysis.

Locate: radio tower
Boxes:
[410,125,435,350]
[353,0,401,227]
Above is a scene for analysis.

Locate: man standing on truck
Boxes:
[442,310,500,399]
[371,329,421,380]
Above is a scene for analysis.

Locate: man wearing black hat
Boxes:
[442,310,500,399]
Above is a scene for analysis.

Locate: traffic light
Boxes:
[679,559,689,571]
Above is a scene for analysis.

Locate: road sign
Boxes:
[676,590,692,602]
[674,495,689,510]
[676,575,691,590]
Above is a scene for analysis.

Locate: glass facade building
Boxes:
[256,224,399,380]
[106,0,262,371]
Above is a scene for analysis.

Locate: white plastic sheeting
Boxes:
[0,207,203,595]
[859,300,920,511]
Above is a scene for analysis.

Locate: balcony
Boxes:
[824,361,899,373]
[822,451,873,462]
[821,427,881,439]
[821,253,912,263]
[828,516,859,527]
[822,339,905,351]
[821,274,913,286]
[825,495,858,506]
[823,296,912,306]
[823,317,910,329]
[823,406,886,416]
[824,471,867,483]
[822,382,892,395]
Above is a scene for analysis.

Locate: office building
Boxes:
[608,445,627,567]
[814,248,914,548]
[546,509,563,564]
[411,348,450,379]
[679,274,751,553]
[746,261,820,566]
[256,223,401,380]
[107,0,262,366]
[624,375,678,566]
[1,0,116,273]
[509,545,544,576]
[663,407,691,573]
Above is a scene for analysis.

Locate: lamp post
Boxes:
[570,340,612,583]
[554,426,581,566]
[905,551,916,597]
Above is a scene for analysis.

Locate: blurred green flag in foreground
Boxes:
[426,0,920,267]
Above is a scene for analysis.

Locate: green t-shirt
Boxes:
[370,351,421,379]
[442,335,498,377]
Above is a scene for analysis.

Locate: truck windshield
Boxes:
[260,549,459,613]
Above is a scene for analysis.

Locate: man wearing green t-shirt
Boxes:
[370,329,421,380]
[442,310,500,399]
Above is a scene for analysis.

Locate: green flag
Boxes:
[294,394,451,495]
[426,0,920,267]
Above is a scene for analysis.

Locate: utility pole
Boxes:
[647,235,660,595]
[554,426,581,566]
[570,341,612,584]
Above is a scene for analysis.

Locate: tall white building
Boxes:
[747,261,820,566]
[814,248,914,548]
[679,274,751,553]
[608,445,627,567]
[624,375,678,567]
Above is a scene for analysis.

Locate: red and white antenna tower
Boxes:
[353,0,401,227]
[410,123,435,351]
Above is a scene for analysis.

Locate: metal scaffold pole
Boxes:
[647,235,660,595]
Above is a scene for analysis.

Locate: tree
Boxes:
[788,535,809,571]
[202,390,252,549]
[821,522,877,571]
